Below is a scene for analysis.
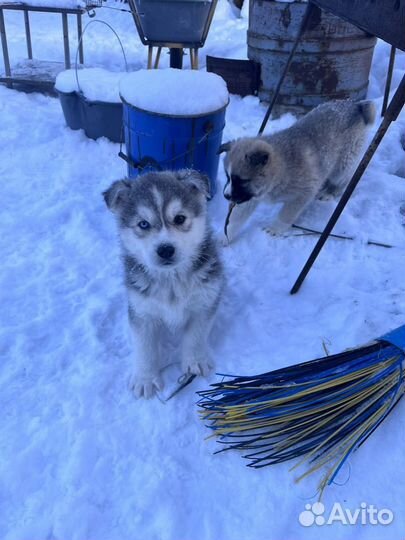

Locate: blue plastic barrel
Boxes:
[121,98,227,196]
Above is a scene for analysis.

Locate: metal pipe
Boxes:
[381,45,396,116]
[77,13,84,64]
[24,9,33,59]
[193,47,199,70]
[290,74,405,294]
[154,46,162,69]
[258,2,317,135]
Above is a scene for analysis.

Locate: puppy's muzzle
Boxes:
[224,174,253,204]
[157,243,176,263]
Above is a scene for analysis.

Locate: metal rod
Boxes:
[154,46,162,69]
[147,45,153,69]
[292,224,395,249]
[0,8,12,86]
[77,13,84,64]
[292,224,354,241]
[258,2,317,135]
[381,45,396,116]
[23,9,33,59]
[62,12,70,69]
[290,74,405,294]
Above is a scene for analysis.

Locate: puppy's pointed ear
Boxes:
[246,149,270,167]
[103,179,132,213]
[175,169,210,199]
[217,141,233,155]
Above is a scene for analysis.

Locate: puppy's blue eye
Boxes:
[174,214,186,225]
[138,220,150,230]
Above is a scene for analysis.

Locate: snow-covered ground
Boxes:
[0,2,405,540]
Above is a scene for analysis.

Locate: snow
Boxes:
[0,0,86,8]
[120,69,229,115]
[55,68,124,103]
[0,2,405,540]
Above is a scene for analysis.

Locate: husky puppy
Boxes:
[103,170,223,399]
[220,100,376,242]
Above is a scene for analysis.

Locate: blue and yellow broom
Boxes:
[198,325,405,494]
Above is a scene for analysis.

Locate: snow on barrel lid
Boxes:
[119,69,229,116]
[55,68,123,103]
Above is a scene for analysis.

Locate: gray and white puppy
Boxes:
[220,100,376,241]
[103,170,223,399]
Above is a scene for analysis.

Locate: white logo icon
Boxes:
[299,502,325,527]
[298,502,394,527]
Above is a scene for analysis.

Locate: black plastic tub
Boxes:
[58,90,123,143]
[134,0,212,44]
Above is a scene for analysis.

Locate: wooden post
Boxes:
[62,12,70,69]
[0,8,12,87]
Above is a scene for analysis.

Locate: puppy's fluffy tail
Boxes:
[358,100,376,125]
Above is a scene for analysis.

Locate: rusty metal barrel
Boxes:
[247,0,377,114]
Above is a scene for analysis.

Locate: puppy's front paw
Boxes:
[130,374,163,399]
[182,356,214,377]
[264,220,290,236]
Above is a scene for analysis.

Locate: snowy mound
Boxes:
[119,69,229,116]
[55,68,124,103]
[0,0,86,7]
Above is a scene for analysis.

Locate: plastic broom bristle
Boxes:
[197,336,405,495]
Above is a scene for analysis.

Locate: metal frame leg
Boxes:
[24,9,33,59]
[77,13,84,64]
[62,12,70,69]
[193,47,199,70]
[154,46,162,69]
[290,74,405,294]
[381,45,396,116]
[258,1,318,134]
[0,8,12,87]
[147,45,153,69]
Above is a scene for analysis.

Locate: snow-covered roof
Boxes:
[119,69,229,116]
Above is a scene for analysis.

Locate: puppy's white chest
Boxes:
[129,281,189,328]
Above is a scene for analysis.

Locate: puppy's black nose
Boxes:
[224,192,231,200]
[157,243,175,260]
